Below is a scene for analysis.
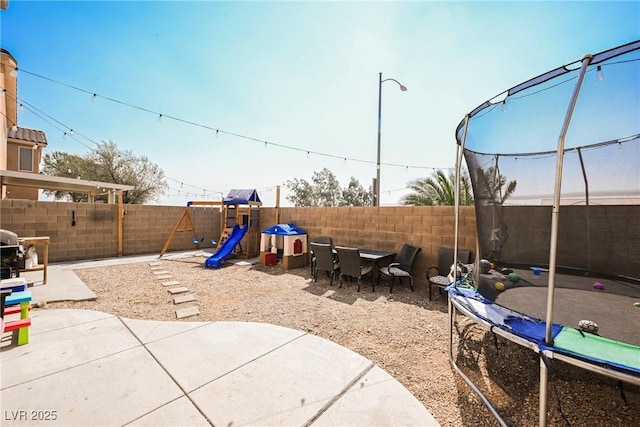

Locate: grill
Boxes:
[1,229,24,280]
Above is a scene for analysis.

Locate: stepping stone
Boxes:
[168,287,189,295]
[150,265,165,271]
[161,280,181,287]
[176,306,200,319]
[152,270,170,275]
[156,274,173,280]
[174,294,195,304]
[149,261,162,267]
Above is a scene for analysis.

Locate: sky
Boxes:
[1,0,638,207]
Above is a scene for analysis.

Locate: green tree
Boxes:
[42,141,168,204]
[285,168,372,207]
[400,169,474,206]
[340,177,373,206]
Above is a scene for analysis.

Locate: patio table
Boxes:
[358,249,396,290]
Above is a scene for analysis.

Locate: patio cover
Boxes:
[0,169,134,256]
[0,169,134,201]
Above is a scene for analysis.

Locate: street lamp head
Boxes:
[400,85,408,92]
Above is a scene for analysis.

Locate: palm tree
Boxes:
[477,166,517,204]
[400,169,474,206]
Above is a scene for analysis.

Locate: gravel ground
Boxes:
[45,256,639,427]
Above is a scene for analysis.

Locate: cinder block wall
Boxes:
[0,200,221,262]
[1,199,476,291]
[263,205,477,290]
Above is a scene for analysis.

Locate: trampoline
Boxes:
[448,40,640,426]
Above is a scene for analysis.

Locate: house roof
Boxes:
[7,126,48,145]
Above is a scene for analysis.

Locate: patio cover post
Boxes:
[117,191,124,257]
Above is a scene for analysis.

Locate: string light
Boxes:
[19,103,24,111]
[91,93,97,103]
[596,65,604,81]
[501,100,507,112]
[10,68,18,78]
[13,69,445,172]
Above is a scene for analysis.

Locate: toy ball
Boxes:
[593,281,605,291]
[494,282,505,292]
[633,302,640,308]
[532,268,541,276]
[578,319,599,334]
[508,272,520,282]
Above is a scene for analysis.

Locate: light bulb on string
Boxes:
[215,130,219,138]
[264,142,267,149]
[596,65,604,81]
[19,103,24,112]
[32,143,38,151]
[10,68,17,78]
[63,132,67,139]
[91,94,97,103]
[11,125,17,132]
[158,114,163,123]
[502,100,507,112]
[307,151,310,159]
[343,158,347,165]
[69,129,74,136]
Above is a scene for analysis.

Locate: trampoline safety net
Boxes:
[455,40,640,348]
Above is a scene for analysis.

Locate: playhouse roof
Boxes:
[224,189,261,205]
[261,224,306,235]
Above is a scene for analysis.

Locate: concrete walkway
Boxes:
[1,253,440,426]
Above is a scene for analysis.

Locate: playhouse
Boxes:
[260,224,308,270]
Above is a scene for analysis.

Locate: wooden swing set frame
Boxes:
[159,201,223,257]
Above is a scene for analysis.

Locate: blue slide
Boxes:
[205,224,248,269]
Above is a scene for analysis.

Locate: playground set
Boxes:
[160,189,262,269]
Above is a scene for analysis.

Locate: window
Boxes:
[18,146,33,172]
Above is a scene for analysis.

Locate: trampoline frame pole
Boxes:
[540,53,593,427]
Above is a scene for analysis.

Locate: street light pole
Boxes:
[375,72,407,206]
